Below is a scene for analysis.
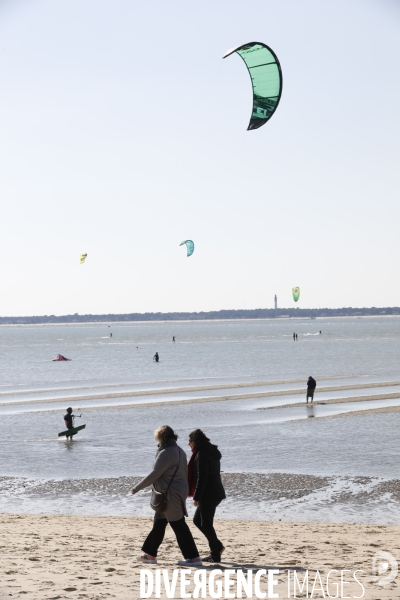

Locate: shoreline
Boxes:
[0,313,400,327]
[2,471,400,525]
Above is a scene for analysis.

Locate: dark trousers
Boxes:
[193,504,223,560]
[142,514,199,559]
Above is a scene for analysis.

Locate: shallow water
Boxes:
[1,317,400,522]
[0,316,400,393]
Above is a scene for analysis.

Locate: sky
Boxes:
[0,0,399,315]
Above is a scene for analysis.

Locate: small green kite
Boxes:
[292,287,300,302]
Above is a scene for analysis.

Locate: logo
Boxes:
[372,551,398,586]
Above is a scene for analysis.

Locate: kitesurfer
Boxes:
[296,333,298,341]
[172,336,175,343]
[110,333,112,337]
[293,333,295,341]
[64,407,75,440]
[306,376,316,403]
[153,352,159,363]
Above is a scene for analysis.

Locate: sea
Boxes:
[1,316,400,524]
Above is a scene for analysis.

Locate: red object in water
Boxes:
[52,354,71,361]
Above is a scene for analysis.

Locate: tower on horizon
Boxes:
[274,295,277,310]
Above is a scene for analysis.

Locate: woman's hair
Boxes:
[154,425,178,445]
[188,429,210,446]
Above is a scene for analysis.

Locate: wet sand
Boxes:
[1,513,399,599]
[320,404,400,419]
[258,392,400,411]
[2,471,400,527]
[3,379,400,410]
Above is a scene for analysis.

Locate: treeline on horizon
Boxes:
[0,307,399,324]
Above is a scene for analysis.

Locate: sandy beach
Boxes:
[1,513,399,599]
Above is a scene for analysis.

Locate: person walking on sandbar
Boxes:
[306,376,316,403]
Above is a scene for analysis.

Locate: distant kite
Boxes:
[223,41,282,131]
[292,287,300,303]
[80,254,87,264]
[180,240,194,257]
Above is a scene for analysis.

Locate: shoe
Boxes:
[177,557,202,567]
[202,554,220,563]
[137,553,157,564]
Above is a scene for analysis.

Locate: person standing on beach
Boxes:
[131,425,202,567]
[306,376,316,403]
[188,429,226,564]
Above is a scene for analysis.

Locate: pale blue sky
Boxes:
[0,0,399,315]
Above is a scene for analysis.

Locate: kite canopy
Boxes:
[180,240,194,257]
[223,42,282,130]
[80,254,87,264]
[292,287,300,303]
[52,354,71,361]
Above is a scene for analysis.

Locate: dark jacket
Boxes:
[307,377,316,390]
[193,441,226,506]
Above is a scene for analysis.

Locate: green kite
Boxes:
[223,41,283,130]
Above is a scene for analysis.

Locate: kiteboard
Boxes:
[58,424,86,438]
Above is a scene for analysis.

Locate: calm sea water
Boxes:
[1,317,400,523]
[0,316,399,389]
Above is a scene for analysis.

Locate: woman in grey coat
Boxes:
[131,425,201,567]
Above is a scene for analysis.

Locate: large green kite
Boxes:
[292,287,300,303]
[223,42,282,131]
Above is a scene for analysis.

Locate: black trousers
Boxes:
[193,504,224,560]
[142,514,199,559]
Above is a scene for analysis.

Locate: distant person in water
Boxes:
[172,336,175,343]
[293,333,296,341]
[296,333,298,341]
[306,376,316,403]
[319,331,322,334]
[110,333,112,337]
[153,352,159,362]
[64,407,75,440]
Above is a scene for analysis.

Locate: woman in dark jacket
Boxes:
[188,429,226,563]
[131,425,201,567]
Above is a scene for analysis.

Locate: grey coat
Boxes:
[132,440,188,522]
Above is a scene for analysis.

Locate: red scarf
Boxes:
[187,448,198,498]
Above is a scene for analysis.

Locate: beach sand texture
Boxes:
[1,514,399,599]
